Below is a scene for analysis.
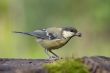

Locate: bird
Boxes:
[14,27,81,59]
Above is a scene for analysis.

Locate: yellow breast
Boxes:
[38,38,69,50]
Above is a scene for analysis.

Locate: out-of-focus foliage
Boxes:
[0,0,110,58]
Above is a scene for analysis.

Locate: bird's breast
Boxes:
[37,38,69,50]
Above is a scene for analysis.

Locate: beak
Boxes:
[75,32,82,37]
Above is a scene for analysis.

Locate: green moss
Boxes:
[44,58,89,73]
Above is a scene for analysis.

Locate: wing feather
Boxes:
[31,29,57,40]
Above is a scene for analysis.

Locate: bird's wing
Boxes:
[14,27,63,40]
[46,27,63,39]
[31,29,57,40]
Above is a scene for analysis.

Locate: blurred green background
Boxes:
[0,0,110,59]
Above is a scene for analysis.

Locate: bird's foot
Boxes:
[45,56,55,63]
[45,56,63,63]
[49,56,57,60]
[49,56,62,61]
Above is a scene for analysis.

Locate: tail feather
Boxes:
[13,31,34,36]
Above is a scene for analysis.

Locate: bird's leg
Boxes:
[45,49,60,60]
[44,48,51,59]
[49,50,60,60]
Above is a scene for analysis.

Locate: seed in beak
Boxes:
[76,32,82,37]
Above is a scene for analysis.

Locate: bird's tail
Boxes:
[13,31,35,36]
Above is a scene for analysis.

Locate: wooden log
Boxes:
[0,59,48,73]
[0,56,109,73]
[82,56,110,73]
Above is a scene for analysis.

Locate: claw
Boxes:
[49,56,62,61]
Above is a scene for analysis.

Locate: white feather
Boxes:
[62,31,74,38]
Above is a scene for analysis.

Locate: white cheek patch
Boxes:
[62,31,74,38]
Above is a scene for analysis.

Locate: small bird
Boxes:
[14,27,81,59]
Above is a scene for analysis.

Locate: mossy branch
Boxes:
[0,56,110,73]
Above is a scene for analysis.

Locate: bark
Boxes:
[0,56,110,73]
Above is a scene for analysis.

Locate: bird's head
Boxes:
[62,27,81,39]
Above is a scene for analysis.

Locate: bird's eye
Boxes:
[71,29,77,33]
